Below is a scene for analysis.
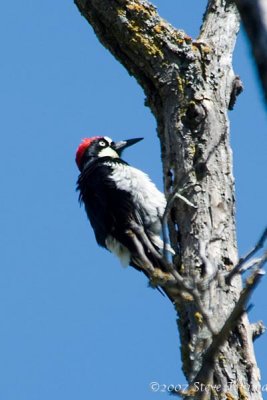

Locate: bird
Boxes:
[75,136,173,288]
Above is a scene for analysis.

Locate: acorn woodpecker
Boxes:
[75,136,173,285]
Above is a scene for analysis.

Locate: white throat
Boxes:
[98,147,119,158]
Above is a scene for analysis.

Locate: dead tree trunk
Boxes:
[74,0,264,398]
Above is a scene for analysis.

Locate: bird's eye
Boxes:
[99,140,106,147]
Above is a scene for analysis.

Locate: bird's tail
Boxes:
[128,229,176,301]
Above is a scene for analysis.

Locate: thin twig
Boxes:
[226,227,267,283]
[162,185,197,259]
[257,250,267,269]
[237,257,263,274]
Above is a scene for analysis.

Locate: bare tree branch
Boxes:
[200,0,240,58]
[234,0,267,103]
[74,0,197,113]
[227,227,267,282]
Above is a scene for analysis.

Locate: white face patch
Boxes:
[104,136,113,144]
[98,147,119,158]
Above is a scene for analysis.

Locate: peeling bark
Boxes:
[74,0,263,398]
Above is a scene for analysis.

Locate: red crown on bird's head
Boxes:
[75,136,102,169]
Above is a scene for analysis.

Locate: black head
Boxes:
[75,136,143,171]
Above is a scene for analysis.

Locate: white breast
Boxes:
[108,163,166,232]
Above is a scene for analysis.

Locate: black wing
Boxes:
[77,159,143,251]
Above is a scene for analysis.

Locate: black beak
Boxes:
[113,138,143,154]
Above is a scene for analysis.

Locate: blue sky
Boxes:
[0,1,266,399]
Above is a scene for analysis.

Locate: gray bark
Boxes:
[234,0,267,103]
[74,0,263,398]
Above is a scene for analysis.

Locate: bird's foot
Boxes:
[150,268,176,287]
